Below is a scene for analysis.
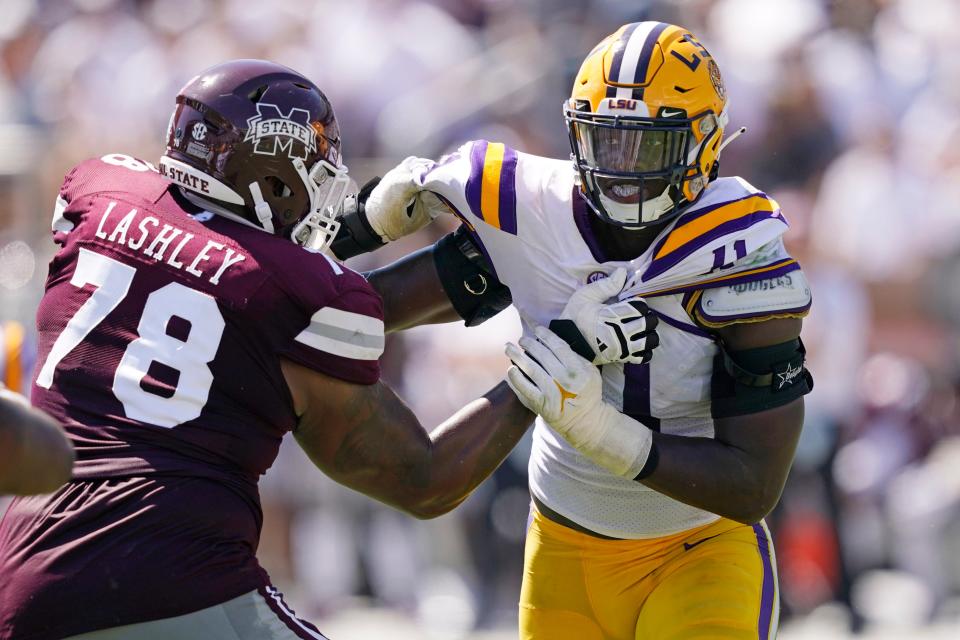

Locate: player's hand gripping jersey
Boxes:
[0,155,383,639]
[412,140,811,538]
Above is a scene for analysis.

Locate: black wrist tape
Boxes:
[330,204,384,260]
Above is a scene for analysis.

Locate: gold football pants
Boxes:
[519,506,779,639]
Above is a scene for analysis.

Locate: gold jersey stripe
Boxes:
[3,321,24,393]
[655,194,779,260]
[479,142,506,229]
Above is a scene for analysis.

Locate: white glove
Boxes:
[363,157,448,242]
[505,326,653,478]
[552,268,659,365]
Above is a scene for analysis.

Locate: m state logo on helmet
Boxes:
[244,103,318,160]
[159,59,350,252]
[564,22,735,229]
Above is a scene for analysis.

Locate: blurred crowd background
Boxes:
[1,0,959,637]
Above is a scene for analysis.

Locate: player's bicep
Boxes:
[367,226,512,332]
[366,246,461,333]
[710,317,810,506]
[281,359,431,508]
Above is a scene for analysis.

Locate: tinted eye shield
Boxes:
[564,109,694,179]
[563,108,707,227]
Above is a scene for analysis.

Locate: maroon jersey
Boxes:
[0,155,384,640]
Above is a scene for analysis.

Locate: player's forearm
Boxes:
[296,370,532,519]
[0,393,74,495]
[414,382,534,517]
[640,431,792,525]
[338,383,534,519]
[365,246,459,333]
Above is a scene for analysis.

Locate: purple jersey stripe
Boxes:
[644,260,801,299]
[652,310,713,339]
[497,146,519,234]
[677,192,774,228]
[465,140,488,221]
[650,192,774,260]
[752,523,776,640]
[644,208,785,281]
[632,22,671,94]
[622,363,660,430]
[605,23,640,98]
[572,188,610,262]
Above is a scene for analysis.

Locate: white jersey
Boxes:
[417,140,811,538]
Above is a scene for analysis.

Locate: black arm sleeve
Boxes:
[710,338,813,418]
[432,225,512,327]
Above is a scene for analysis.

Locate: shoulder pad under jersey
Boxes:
[52,154,177,240]
[60,154,170,205]
[692,269,812,328]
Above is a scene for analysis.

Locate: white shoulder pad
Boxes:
[696,270,811,326]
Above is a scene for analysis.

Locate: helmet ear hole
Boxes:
[264,176,293,198]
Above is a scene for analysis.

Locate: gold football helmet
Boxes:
[565,22,735,228]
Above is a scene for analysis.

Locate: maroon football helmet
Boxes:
[160,59,349,251]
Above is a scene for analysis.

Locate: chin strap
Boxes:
[248,181,276,234]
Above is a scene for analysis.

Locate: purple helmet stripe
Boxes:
[632,22,671,98]
[497,146,519,235]
[465,140,488,221]
[605,22,641,98]
[752,523,776,639]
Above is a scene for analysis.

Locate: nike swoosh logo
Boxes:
[660,109,685,118]
[683,533,721,551]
